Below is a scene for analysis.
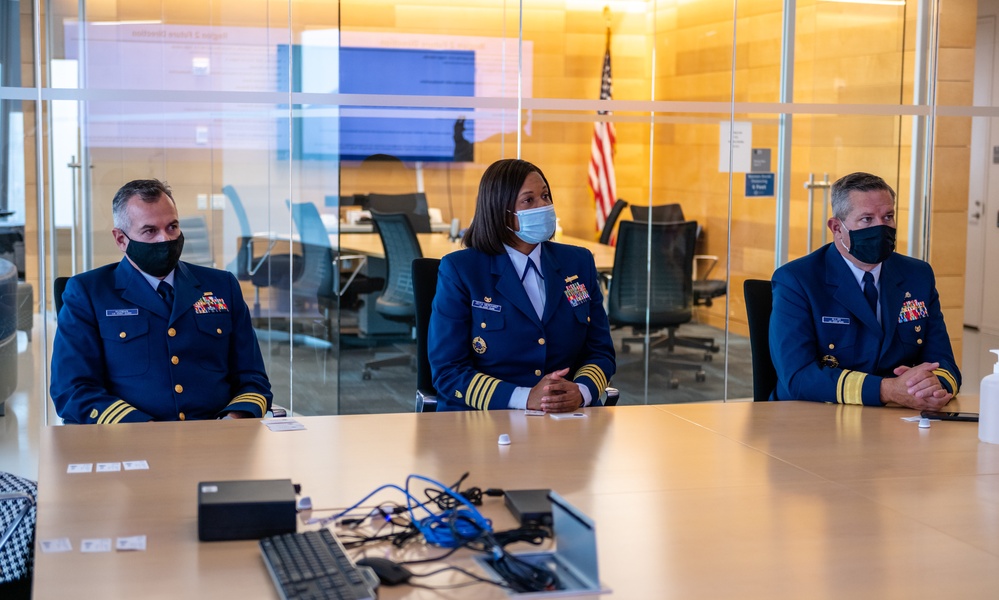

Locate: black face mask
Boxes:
[842,223,895,265]
[123,232,185,277]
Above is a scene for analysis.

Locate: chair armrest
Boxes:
[693,254,718,280]
[603,387,619,407]
[416,390,438,413]
[246,238,280,277]
[332,254,369,297]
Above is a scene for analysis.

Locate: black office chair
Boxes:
[598,199,628,246]
[362,211,423,380]
[744,279,778,402]
[53,276,69,315]
[630,203,724,354]
[608,220,706,388]
[287,202,384,347]
[0,261,17,414]
[367,193,433,234]
[629,203,685,224]
[412,258,440,412]
[0,471,37,600]
[630,203,726,309]
[222,185,303,318]
[178,216,214,268]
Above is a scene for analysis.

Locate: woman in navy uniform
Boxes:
[429,159,615,412]
[51,179,272,423]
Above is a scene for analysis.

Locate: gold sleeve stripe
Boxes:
[480,377,500,410]
[98,400,136,424]
[933,368,958,395]
[467,374,487,410]
[229,393,268,414]
[835,370,866,405]
[467,373,501,411]
[573,364,608,392]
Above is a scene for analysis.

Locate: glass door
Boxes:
[787,1,910,262]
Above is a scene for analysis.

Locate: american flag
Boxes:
[588,30,617,235]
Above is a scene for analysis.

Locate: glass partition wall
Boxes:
[3,0,974,419]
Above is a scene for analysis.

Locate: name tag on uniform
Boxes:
[821,316,850,325]
[106,309,139,317]
[472,300,502,312]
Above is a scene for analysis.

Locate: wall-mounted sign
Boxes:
[719,121,752,173]
[751,148,771,173]
[746,173,775,197]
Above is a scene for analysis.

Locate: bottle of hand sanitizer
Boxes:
[980,349,999,444]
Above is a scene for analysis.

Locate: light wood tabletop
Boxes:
[32,399,999,599]
[257,231,616,272]
[340,232,616,272]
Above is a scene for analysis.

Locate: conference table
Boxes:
[337,232,616,272]
[254,230,616,272]
[32,398,999,598]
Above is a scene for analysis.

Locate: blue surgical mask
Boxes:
[511,204,556,245]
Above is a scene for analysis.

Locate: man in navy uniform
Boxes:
[770,172,960,408]
[51,179,272,423]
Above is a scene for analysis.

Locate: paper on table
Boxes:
[263,418,306,432]
[40,538,72,553]
[82,538,112,553]
[116,535,147,551]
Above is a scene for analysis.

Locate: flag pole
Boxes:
[589,6,617,241]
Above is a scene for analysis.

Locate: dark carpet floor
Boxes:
[259,321,753,416]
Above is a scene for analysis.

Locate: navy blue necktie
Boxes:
[521,258,545,319]
[862,271,878,316]
[157,281,175,307]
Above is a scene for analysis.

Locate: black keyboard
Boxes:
[260,529,378,600]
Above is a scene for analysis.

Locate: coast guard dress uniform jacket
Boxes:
[429,242,615,411]
[770,243,960,405]
[51,258,272,423]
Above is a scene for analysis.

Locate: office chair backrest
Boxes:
[178,216,214,268]
[368,193,433,233]
[0,261,16,406]
[744,279,778,402]
[599,199,628,245]
[53,276,69,316]
[629,203,685,224]
[371,211,423,320]
[412,258,440,412]
[222,186,253,279]
[290,202,335,303]
[222,185,252,237]
[608,220,697,327]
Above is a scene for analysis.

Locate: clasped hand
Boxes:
[881,362,952,410]
[527,368,582,413]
